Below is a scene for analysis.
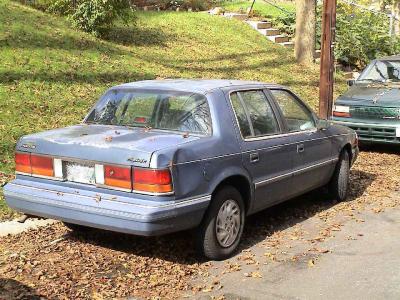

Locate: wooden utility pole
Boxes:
[319,0,337,119]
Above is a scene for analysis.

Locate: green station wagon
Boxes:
[332,55,400,144]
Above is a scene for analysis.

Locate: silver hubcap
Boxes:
[215,199,241,248]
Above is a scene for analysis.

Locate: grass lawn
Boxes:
[217,0,295,18]
[0,0,345,220]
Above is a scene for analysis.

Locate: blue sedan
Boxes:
[4,80,358,260]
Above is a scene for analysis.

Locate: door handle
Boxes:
[250,152,259,163]
[297,144,305,153]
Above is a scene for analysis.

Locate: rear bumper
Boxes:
[332,119,400,144]
[4,178,210,236]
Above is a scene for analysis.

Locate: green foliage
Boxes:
[18,0,135,36]
[71,0,134,36]
[318,3,400,68]
[271,11,295,36]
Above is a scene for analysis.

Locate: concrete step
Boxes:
[256,21,272,29]
[280,41,294,48]
[268,35,289,43]
[314,50,321,59]
[264,28,281,36]
[226,13,248,20]
[246,20,273,29]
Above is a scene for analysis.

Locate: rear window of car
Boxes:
[230,90,280,139]
[85,89,212,135]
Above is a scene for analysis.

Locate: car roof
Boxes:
[113,79,285,94]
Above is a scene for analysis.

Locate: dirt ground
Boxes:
[0,145,399,300]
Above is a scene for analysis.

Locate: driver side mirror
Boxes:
[316,119,329,131]
[347,79,355,87]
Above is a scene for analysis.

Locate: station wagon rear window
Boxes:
[85,90,212,135]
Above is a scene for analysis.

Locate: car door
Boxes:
[269,89,335,197]
[228,89,297,213]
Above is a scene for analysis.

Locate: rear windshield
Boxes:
[358,60,400,83]
[85,89,212,135]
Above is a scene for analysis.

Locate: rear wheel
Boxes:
[196,186,245,260]
[329,150,350,201]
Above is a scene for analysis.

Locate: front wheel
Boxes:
[196,186,245,260]
[329,150,350,201]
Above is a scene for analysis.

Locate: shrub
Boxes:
[71,0,134,36]
[18,0,135,37]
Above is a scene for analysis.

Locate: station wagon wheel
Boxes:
[196,186,245,260]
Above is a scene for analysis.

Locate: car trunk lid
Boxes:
[16,124,201,168]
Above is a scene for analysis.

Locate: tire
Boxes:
[63,222,91,232]
[196,186,245,260]
[329,150,350,201]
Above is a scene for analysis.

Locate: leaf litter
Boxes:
[1,149,400,299]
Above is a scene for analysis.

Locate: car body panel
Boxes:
[4,80,358,236]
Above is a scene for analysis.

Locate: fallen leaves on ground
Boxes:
[1,147,400,299]
[0,225,207,299]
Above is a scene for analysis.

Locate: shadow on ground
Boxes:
[65,168,376,263]
[0,278,45,300]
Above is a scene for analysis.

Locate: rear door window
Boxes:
[230,90,280,139]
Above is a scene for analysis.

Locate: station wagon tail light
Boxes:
[132,169,173,194]
[333,105,351,117]
[103,165,132,190]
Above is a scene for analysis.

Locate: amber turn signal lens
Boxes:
[333,111,351,118]
[132,182,173,193]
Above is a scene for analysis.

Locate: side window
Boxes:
[230,92,252,138]
[270,90,315,132]
[230,90,280,138]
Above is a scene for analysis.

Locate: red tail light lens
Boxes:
[132,169,173,194]
[15,153,31,174]
[31,155,54,177]
[104,165,132,190]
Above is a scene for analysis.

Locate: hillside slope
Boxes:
[0,0,343,219]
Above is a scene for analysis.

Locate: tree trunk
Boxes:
[294,0,316,64]
[394,1,400,35]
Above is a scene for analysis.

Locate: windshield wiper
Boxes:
[358,79,385,83]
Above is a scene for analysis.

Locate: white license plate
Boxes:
[65,162,95,184]
[396,128,400,137]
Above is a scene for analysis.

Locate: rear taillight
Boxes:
[96,165,173,194]
[16,153,54,177]
[15,153,31,174]
[104,165,132,190]
[333,105,351,118]
[133,169,173,194]
[31,155,54,177]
